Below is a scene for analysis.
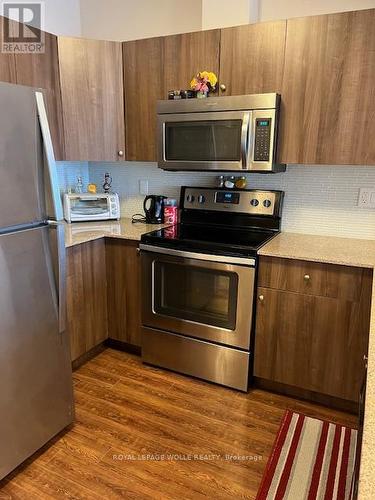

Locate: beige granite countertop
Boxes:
[260,233,375,499]
[64,218,168,247]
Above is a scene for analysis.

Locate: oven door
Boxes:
[157,111,252,171]
[141,246,255,350]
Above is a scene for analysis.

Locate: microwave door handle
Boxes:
[241,112,251,169]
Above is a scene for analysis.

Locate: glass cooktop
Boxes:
[141,223,278,258]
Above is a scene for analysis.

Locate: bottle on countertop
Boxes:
[235,176,247,189]
[75,176,83,193]
[224,176,235,189]
[164,198,178,225]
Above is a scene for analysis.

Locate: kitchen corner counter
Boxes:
[64,218,168,247]
[259,232,375,499]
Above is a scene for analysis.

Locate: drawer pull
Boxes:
[304,274,311,282]
[259,295,264,302]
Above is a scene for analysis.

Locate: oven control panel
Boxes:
[182,187,283,216]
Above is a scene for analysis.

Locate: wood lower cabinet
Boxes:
[58,37,125,161]
[254,257,372,403]
[106,239,142,347]
[219,21,286,96]
[280,9,375,165]
[66,240,108,362]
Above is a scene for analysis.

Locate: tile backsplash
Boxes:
[57,161,375,240]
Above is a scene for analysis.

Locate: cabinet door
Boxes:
[164,30,220,93]
[14,30,65,160]
[219,21,286,96]
[280,9,375,165]
[66,240,108,361]
[0,17,16,82]
[106,239,142,347]
[123,37,164,161]
[58,37,125,161]
[254,284,371,402]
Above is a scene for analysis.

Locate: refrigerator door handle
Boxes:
[48,220,66,334]
[35,91,63,222]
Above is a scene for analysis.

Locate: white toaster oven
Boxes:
[63,193,120,223]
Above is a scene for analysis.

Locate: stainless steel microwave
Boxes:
[157,93,285,172]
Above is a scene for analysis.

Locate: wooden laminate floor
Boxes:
[0,348,357,499]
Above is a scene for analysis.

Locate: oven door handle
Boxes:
[139,244,256,267]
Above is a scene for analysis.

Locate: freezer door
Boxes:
[0,224,74,480]
[0,82,44,228]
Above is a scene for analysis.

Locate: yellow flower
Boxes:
[190,77,198,89]
[207,72,218,87]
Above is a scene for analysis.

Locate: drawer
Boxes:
[258,256,369,301]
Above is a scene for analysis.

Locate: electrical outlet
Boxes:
[139,179,149,195]
[358,188,375,208]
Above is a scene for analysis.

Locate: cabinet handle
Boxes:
[258,295,264,302]
[304,274,310,281]
[220,84,226,91]
[364,355,368,362]
[118,150,124,157]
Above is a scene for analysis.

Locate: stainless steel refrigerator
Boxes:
[0,82,74,480]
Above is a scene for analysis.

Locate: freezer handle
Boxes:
[48,220,66,334]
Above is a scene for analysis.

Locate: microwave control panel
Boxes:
[253,118,271,162]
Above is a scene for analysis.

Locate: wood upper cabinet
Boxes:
[163,30,220,92]
[66,240,108,362]
[14,30,65,160]
[123,30,220,162]
[106,239,142,347]
[0,17,16,82]
[0,17,64,158]
[254,256,373,403]
[123,37,164,162]
[219,21,286,96]
[58,37,125,161]
[280,9,375,165]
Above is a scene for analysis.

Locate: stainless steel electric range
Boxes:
[140,186,284,391]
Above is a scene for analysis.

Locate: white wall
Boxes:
[42,0,81,36]
[201,0,259,29]
[79,0,202,41]
[260,0,375,21]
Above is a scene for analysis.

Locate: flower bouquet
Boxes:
[190,71,218,98]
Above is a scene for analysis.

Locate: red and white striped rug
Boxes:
[256,411,357,500]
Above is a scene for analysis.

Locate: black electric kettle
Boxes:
[144,195,167,224]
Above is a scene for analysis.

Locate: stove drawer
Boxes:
[142,327,250,391]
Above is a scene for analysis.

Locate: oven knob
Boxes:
[186,194,195,203]
[263,199,272,208]
[250,199,259,207]
[198,195,205,204]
